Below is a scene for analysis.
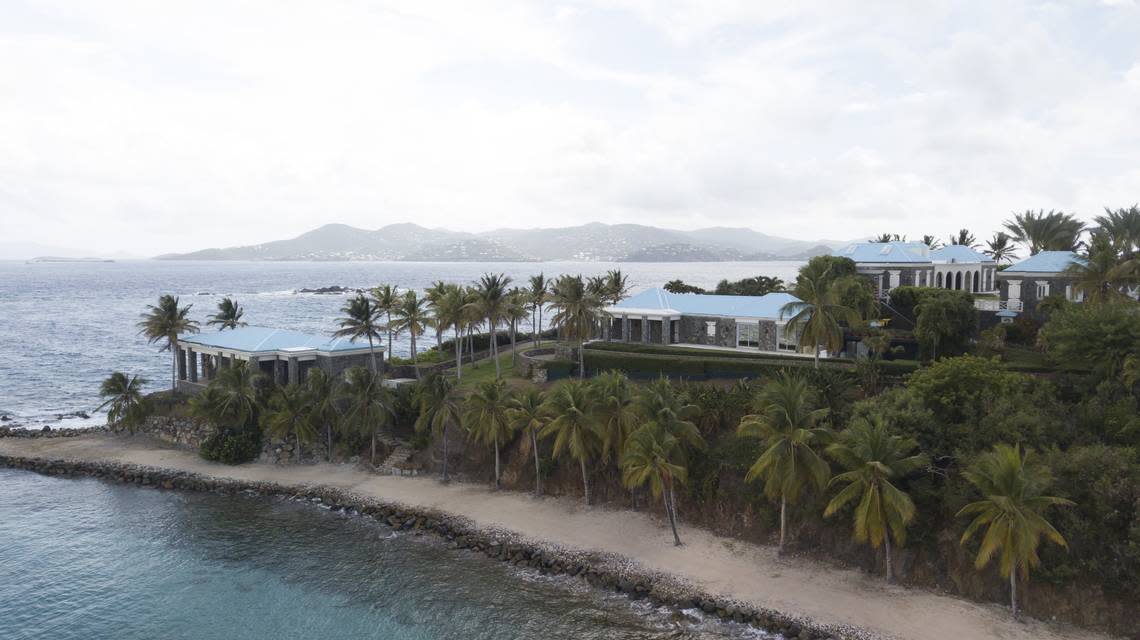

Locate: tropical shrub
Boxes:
[200,425,262,464]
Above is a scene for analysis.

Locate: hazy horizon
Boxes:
[3,2,1139,255]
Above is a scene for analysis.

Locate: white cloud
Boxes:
[0,0,1138,254]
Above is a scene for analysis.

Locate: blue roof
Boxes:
[610,288,801,319]
[996,310,1020,318]
[1005,251,1082,274]
[930,245,991,263]
[833,242,932,263]
[178,326,371,353]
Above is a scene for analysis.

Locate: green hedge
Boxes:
[583,345,921,379]
[585,342,855,363]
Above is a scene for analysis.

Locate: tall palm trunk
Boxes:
[813,345,820,370]
[884,532,894,583]
[453,325,463,381]
[1010,568,1019,620]
[510,319,518,367]
[442,424,450,483]
[779,494,787,553]
[368,335,377,373]
[493,434,501,490]
[532,307,538,346]
[578,339,585,378]
[371,430,376,465]
[436,326,442,351]
[580,458,591,505]
[170,336,179,393]
[490,316,501,378]
[410,331,419,380]
[531,430,542,496]
[665,479,682,546]
[386,311,393,355]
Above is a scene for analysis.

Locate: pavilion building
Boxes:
[833,241,999,300]
[174,326,379,393]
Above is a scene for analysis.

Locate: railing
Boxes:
[974,299,1023,312]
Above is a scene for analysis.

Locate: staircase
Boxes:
[375,436,421,476]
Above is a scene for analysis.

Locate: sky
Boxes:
[1,1,1139,256]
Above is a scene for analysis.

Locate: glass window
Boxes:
[706,321,716,337]
[738,322,759,348]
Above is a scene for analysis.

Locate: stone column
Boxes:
[642,316,650,343]
[888,270,900,290]
[177,347,187,381]
[661,319,670,345]
[188,348,198,383]
[288,357,299,385]
[621,315,630,342]
[602,317,611,341]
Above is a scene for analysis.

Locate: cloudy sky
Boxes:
[2,1,1139,255]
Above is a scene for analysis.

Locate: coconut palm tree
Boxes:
[463,378,515,490]
[96,372,149,433]
[1067,233,1136,303]
[340,366,394,465]
[873,233,905,243]
[527,274,548,346]
[603,269,631,305]
[1094,205,1140,259]
[137,294,200,393]
[622,424,688,546]
[415,373,462,483]
[590,371,642,463]
[371,284,400,356]
[783,267,860,368]
[206,297,247,330]
[540,380,603,505]
[198,361,261,427]
[334,293,382,373]
[394,290,429,376]
[432,284,468,380]
[424,281,450,350]
[737,373,831,553]
[957,444,1075,620]
[920,235,943,249]
[984,232,1019,264]
[549,274,602,378]
[505,288,529,367]
[304,368,340,462]
[261,384,317,463]
[824,415,928,582]
[1003,209,1085,255]
[949,229,980,248]
[461,285,483,367]
[508,386,549,496]
[470,273,512,378]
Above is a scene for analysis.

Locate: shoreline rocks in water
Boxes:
[0,453,874,640]
[294,285,361,295]
[0,426,108,438]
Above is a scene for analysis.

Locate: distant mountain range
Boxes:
[156,222,847,262]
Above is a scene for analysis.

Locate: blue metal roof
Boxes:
[178,326,371,353]
[930,245,991,263]
[1005,251,1082,274]
[610,288,801,319]
[833,242,932,263]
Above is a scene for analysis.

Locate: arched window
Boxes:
[955,272,963,290]
[937,272,943,287]
[973,270,980,292]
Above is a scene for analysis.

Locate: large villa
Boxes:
[602,288,803,353]
[833,241,1000,298]
[174,327,378,392]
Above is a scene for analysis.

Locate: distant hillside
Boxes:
[157,222,846,262]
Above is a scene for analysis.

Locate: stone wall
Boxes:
[140,416,213,448]
[677,315,736,347]
[0,425,108,438]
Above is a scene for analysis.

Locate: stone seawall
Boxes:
[0,454,873,640]
[0,426,108,438]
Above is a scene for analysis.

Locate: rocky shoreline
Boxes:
[0,453,880,640]
[0,425,109,438]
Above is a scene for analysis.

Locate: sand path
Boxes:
[0,434,1113,640]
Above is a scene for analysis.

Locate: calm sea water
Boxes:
[0,468,774,640]
[0,260,802,429]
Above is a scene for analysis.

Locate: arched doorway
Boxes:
[936,272,943,287]
[955,271,962,290]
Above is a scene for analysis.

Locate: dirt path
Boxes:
[0,434,1114,640]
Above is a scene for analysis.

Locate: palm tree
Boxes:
[603,269,631,305]
[873,233,905,243]
[1067,233,1136,303]
[737,373,831,553]
[415,373,462,483]
[783,267,859,368]
[334,293,382,373]
[508,386,548,496]
[824,415,928,582]
[920,235,943,249]
[527,274,548,346]
[590,371,642,463]
[96,372,148,433]
[394,290,429,377]
[137,294,200,393]
[984,232,1019,264]
[540,380,603,504]
[195,361,261,427]
[505,288,529,367]
[548,274,602,378]
[1094,205,1140,259]
[206,297,247,330]
[261,384,317,463]
[304,368,340,462]
[461,285,483,367]
[622,424,688,546]
[1003,209,1085,255]
[432,284,468,380]
[424,280,450,350]
[371,284,400,357]
[949,228,980,248]
[463,378,515,489]
[957,444,1075,620]
[471,273,512,378]
[340,366,394,465]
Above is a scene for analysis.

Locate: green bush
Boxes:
[199,426,262,464]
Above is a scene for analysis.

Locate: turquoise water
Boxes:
[0,469,771,640]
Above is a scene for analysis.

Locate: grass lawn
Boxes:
[452,347,527,389]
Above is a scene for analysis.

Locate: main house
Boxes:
[995,251,1085,313]
[174,326,379,393]
[833,241,1000,299]
[601,288,803,353]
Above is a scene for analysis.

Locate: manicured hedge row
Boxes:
[584,344,921,378]
[585,341,851,363]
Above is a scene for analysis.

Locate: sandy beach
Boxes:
[0,434,1115,640]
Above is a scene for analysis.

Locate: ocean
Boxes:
[0,260,803,430]
[0,468,774,640]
